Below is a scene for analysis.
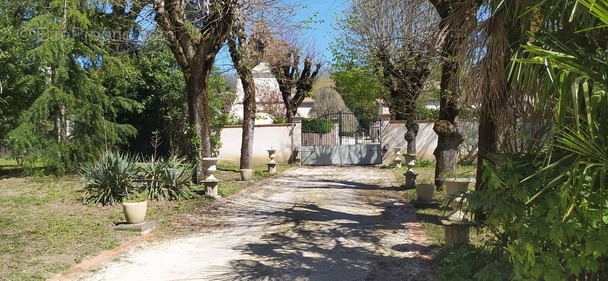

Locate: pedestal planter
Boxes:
[204,181,219,198]
[202,158,219,181]
[403,153,418,189]
[240,169,253,181]
[202,157,220,197]
[122,201,148,224]
[441,219,476,245]
[267,149,277,173]
[393,147,402,168]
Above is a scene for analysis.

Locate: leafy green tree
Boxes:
[330,64,387,129]
[0,2,46,150]
[120,36,187,157]
[333,0,439,154]
[122,32,231,159]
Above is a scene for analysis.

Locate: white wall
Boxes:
[381,120,478,165]
[217,124,295,164]
[381,121,438,165]
[217,119,477,165]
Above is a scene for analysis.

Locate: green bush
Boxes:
[417,106,478,121]
[81,152,195,205]
[139,156,195,201]
[302,118,334,134]
[470,155,608,280]
[436,244,513,281]
[81,151,138,206]
[417,107,439,120]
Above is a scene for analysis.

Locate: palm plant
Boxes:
[469,0,608,279]
[511,0,608,219]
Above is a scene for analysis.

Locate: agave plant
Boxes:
[139,156,194,200]
[81,151,138,206]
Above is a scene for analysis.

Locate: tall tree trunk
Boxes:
[270,55,319,120]
[405,117,419,154]
[394,89,420,155]
[282,89,292,120]
[429,1,477,188]
[239,72,256,170]
[474,8,527,221]
[185,58,214,183]
[154,0,237,182]
[433,31,465,187]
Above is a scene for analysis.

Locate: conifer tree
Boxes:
[7,0,138,173]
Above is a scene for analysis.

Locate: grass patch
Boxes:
[0,157,294,280]
[392,164,484,245]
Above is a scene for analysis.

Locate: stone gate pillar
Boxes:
[290,116,302,164]
[379,102,391,161]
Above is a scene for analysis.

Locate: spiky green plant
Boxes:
[81,151,138,206]
[139,156,194,200]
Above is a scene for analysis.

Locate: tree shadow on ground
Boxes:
[0,164,30,179]
[201,180,437,280]
[274,174,401,192]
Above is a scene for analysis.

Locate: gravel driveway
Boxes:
[78,166,434,281]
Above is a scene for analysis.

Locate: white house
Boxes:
[230,62,285,124]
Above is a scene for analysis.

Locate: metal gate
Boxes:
[300,111,381,165]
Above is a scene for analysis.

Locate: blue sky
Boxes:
[194,1,347,72]
[295,1,348,65]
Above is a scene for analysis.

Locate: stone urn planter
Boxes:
[122,201,148,224]
[202,157,219,181]
[440,177,476,195]
[415,183,435,201]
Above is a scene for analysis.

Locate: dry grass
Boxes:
[0,158,292,280]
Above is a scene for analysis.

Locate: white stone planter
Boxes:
[440,177,475,195]
[393,147,402,168]
[415,184,435,201]
[202,157,219,181]
[122,201,148,224]
[267,149,277,173]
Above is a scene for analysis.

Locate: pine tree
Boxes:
[7,0,138,173]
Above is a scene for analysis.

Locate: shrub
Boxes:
[436,244,513,281]
[138,156,194,201]
[81,151,138,206]
[302,118,334,134]
[470,155,608,280]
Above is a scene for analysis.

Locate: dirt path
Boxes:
[78,166,434,281]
